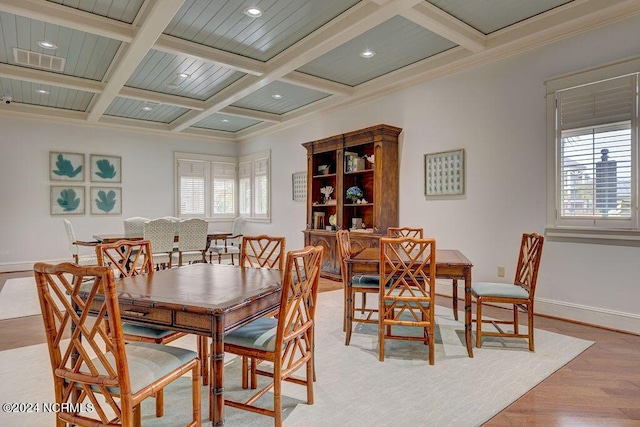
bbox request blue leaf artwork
[95,159,116,179]
[57,188,81,212]
[95,190,117,212]
[53,154,82,178]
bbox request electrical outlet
[497,266,505,278]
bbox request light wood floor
[2,271,639,425]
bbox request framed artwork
[90,186,122,215]
[51,186,85,215]
[292,171,307,201]
[424,149,465,198]
[90,154,121,183]
[50,152,84,181]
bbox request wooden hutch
[302,124,401,279]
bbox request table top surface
[113,263,282,314]
[347,247,473,266]
[93,231,231,243]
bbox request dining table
[344,247,474,357]
[84,262,282,425]
[93,231,232,250]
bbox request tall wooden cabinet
[302,124,401,279]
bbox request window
[546,58,639,240]
[238,151,270,220]
[175,153,237,219]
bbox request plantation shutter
[178,159,206,216]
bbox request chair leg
[133,404,142,427]
[192,359,201,425]
[155,390,163,417]
[528,304,535,351]
[241,356,249,389]
[513,304,519,335]
[218,254,222,264]
[475,299,483,348]
[452,279,458,321]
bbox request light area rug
[0,277,42,320]
[0,290,593,426]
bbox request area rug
[0,277,41,320]
[0,290,593,426]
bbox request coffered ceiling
[0,0,638,142]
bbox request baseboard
[439,279,640,336]
[0,259,67,273]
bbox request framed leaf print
[90,154,121,183]
[51,186,85,215]
[50,152,84,181]
[90,187,122,215]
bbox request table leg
[211,318,225,425]
[464,267,474,358]
[452,279,458,321]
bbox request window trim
[545,56,640,244]
[238,150,271,222]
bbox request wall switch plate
[497,266,505,277]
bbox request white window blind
[253,158,269,218]
[555,73,638,229]
[178,160,206,216]
[237,151,270,220]
[211,162,235,217]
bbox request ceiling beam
[219,106,282,123]
[0,63,104,93]
[87,0,186,122]
[279,71,354,96]
[401,2,486,52]
[118,87,205,110]
[169,0,423,132]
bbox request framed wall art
[424,149,465,198]
[90,186,122,215]
[50,152,84,181]
[292,171,307,201]
[51,186,85,215]
[90,154,121,183]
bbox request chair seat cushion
[352,275,379,288]
[209,245,241,254]
[225,317,277,353]
[96,342,197,394]
[122,323,181,340]
[472,282,530,299]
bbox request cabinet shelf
[344,169,373,176]
[313,173,337,179]
[344,203,374,207]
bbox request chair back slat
[387,227,424,239]
[34,262,134,425]
[514,232,545,295]
[96,240,154,277]
[336,230,352,285]
[241,235,286,270]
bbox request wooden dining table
[344,247,474,357]
[85,263,282,425]
[93,231,232,250]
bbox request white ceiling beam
[279,71,354,96]
[87,0,186,122]
[0,101,88,120]
[170,0,423,132]
[118,87,205,110]
[0,0,133,42]
[219,106,282,123]
[401,2,486,52]
[154,35,266,76]
[0,63,104,93]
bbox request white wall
[239,14,640,333]
[0,117,236,266]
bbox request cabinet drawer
[88,300,172,325]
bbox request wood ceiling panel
[47,0,144,24]
[105,97,189,123]
[230,80,330,115]
[193,112,261,132]
[0,76,93,110]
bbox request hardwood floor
[2,271,639,425]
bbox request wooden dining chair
[471,232,545,351]
[336,230,380,345]
[223,245,323,426]
[33,262,201,427]
[175,217,208,266]
[379,236,437,365]
[143,218,175,269]
[95,239,189,417]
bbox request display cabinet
[302,124,401,279]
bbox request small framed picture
[51,186,85,215]
[90,154,121,183]
[90,186,122,215]
[292,171,307,201]
[50,152,84,181]
[424,149,465,198]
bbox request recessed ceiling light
[177,72,191,78]
[221,119,230,123]
[37,40,58,50]
[142,103,157,111]
[244,7,262,17]
[142,106,154,111]
[359,49,376,59]
[165,82,180,89]
[272,94,283,99]
[36,89,50,95]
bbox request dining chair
[175,217,208,266]
[379,236,437,365]
[33,261,201,427]
[123,216,149,238]
[336,230,380,345]
[223,245,323,426]
[209,216,246,264]
[62,219,99,265]
[471,232,545,351]
[143,218,175,269]
[95,239,189,417]
[238,234,286,388]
